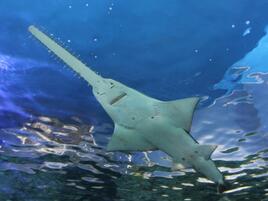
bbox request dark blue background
[1,0,268,100]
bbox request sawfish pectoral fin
[107,124,156,152]
[196,144,217,160]
[160,97,200,132]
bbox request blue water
[0,1,268,200]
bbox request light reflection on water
[0,53,267,201]
[0,115,122,200]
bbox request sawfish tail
[28,25,102,87]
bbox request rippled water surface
[1,1,268,201]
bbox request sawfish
[28,25,224,186]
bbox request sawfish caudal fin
[196,144,217,160]
[107,124,156,152]
[159,97,200,132]
[28,25,102,87]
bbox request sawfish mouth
[109,92,127,105]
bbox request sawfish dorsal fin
[196,144,217,160]
[107,124,156,152]
[160,97,200,132]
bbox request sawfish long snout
[28,25,103,88]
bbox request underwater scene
[0,0,268,200]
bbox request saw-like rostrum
[28,25,224,185]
